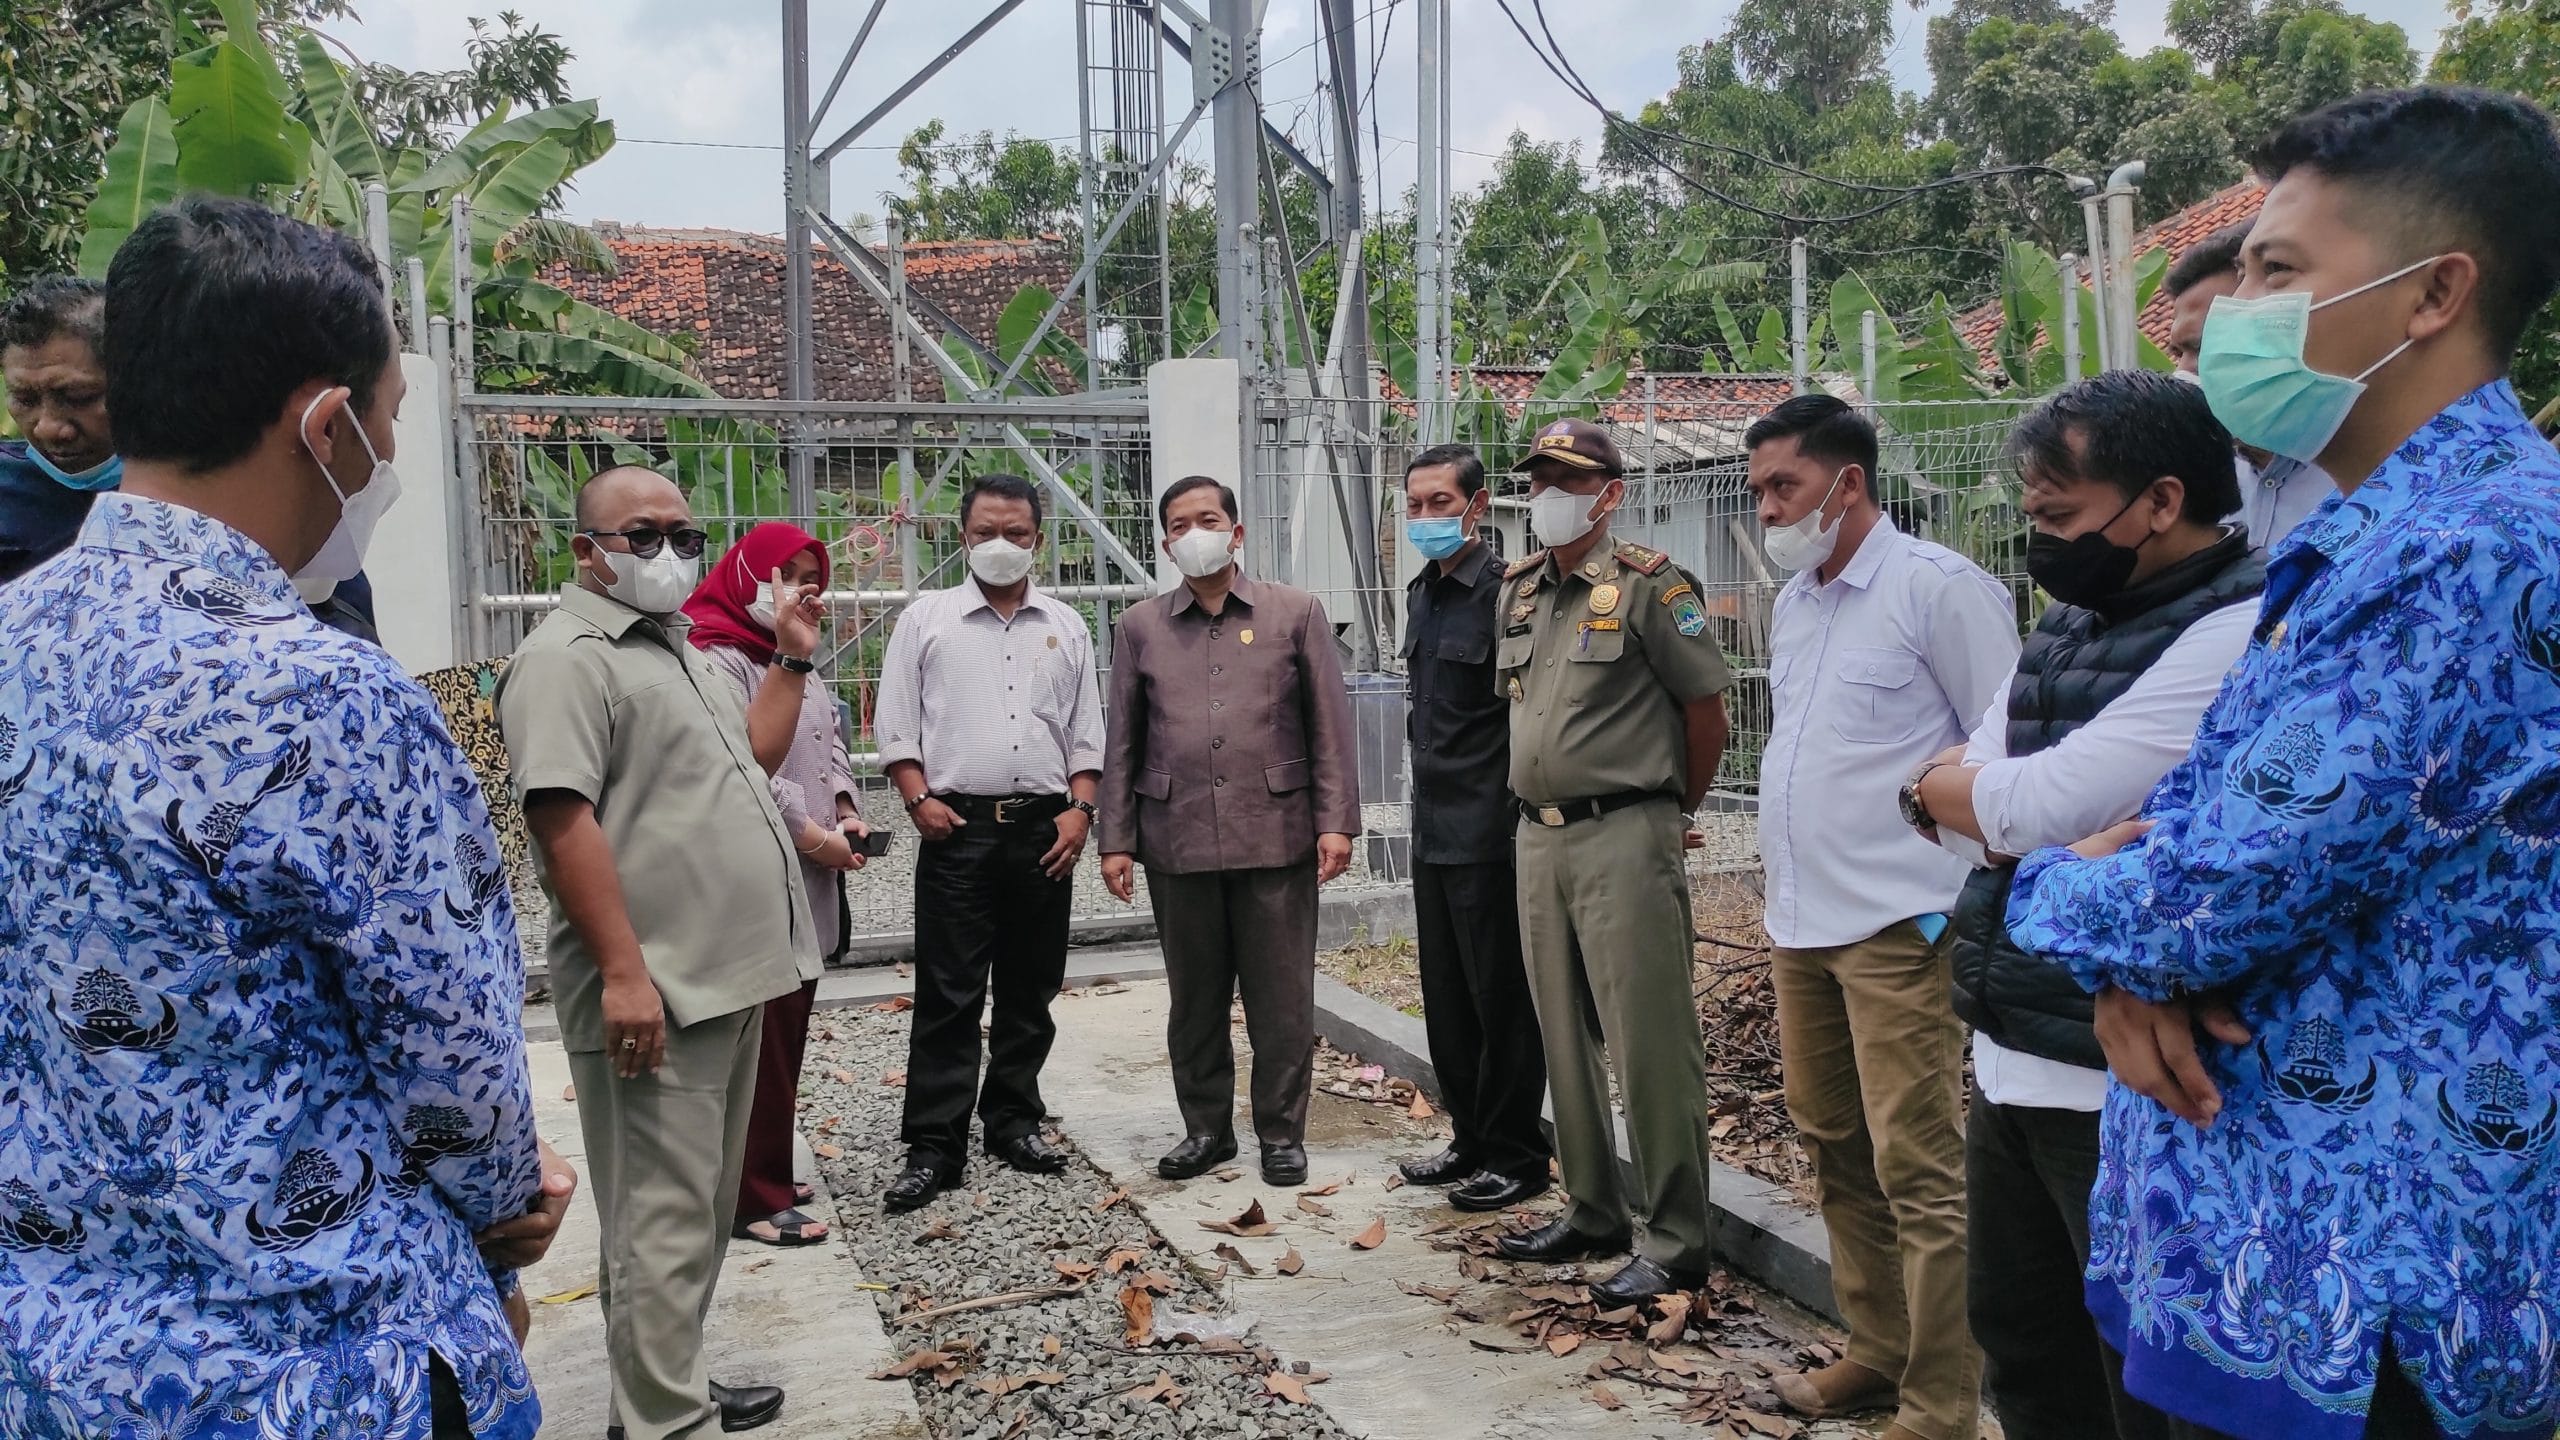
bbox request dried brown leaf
[1650,1349,1705,1377]
[1053,1260,1098,1283]
[1198,1198,1276,1237]
[1130,1269,1177,1295]
[1383,1172,1406,1191]
[1213,1242,1260,1276]
[1300,1175,1348,1197]
[881,1070,907,1087]
[1091,1189,1130,1214]
[1649,1292,1695,1345]
[829,1069,856,1084]
[1123,1372,1185,1408]
[560,1082,576,1102]
[914,1219,962,1243]
[870,995,915,1013]
[1102,1247,1147,1273]
[1118,1283,1154,1345]
[1275,1247,1305,1276]
[812,1142,845,1160]
[1295,1194,1333,1218]
[874,1349,953,1380]
[1349,1215,1387,1250]
[1408,1092,1435,1120]
[1041,1335,1062,1358]
[1587,1384,1625,1411]
[1547,1333,1583,1358]
[1262,1371,1315,1405]
[1396,1280,1459,1303]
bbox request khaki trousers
[1773,921,1980,1440]
[567,1003,763,1440]
[1515,799,1714,1271]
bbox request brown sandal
[732,1207,829,1247]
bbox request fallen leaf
[1119,1283,1155,1345]
[1301,1176,1348,1197]
[1408,1092,1435,1120]
[1469,1337,1536,1354]
[874,1349,954,1380]
[1384,1172,1407,1191]
[1263,1371,1315,1405]
[1734,1413,1793,1437]
[830,1069,856,1084]
[1349,1215,1387,1250]
[812,1142,845,1160]
[1547,1333,1584,1358]
[1649,1292,1695,1345]
[1092,1189,1130,1214]
[1102,1247,1147,1272]
[1275,1248,1305,1276]
[881,1070,906,1087]
[560,1082,576,1102]
[1199,1199,1277,1237]
[915,1219,962,1242]
[895,962,911,978]
[1396,1280,1459,1303]
[870,995,915,1013]
[973,1372,1067,1396]
[1649,1349,1704,1377]
[1128,1269,1178,1295]
[1296,1194,1333,1218]
[1214,1167,1243,1183]
[535,1283,596,1305]
[973,1192,989,1209]
[1123,1372,1185,1408]
[1213,1242,1260,1275]
[1042,1334,1061,1358]
[1587,1384,1625,1411]
[1594,1304,1642,1326]
[1053,1260,1098,1283]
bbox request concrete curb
[1309,973,1839,1323]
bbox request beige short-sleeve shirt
[495,585,816,1052]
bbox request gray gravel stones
[800,1008,1354,1440]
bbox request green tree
[1727,0,1896,111]
[344,10,572,155]
[2431,0,2560,419]
[2172,0,2417,152]
[884,120,1082,241]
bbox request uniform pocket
[1133,768,1174,800]
[1565,625,1625,664]
[1831,646,1924,744]
[1497,633,1535,672]
[1264,758,1312,793]
[1435,630,1490,663]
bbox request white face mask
[1762,467,1847,573]
[596,546,700,615]
[293,390,401,591]
[1167,526,1236,579]
[1527,485,1608,547]
[747,599,779,630]
[968,536,1037,587]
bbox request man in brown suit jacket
[1101,475,1361,1186]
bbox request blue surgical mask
[2196,255,2440,462]
[27,446,121,492]
[1405,516,1468,560]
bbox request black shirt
[1401,541,1513,864]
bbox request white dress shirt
[1948,598,2257,1109]
[1758,515,2019,949]
[2232,455,2336,554]
[873,577,1106,795]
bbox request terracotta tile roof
[541,225,1073,401]
[1958,179,2267,362]
[1377,366,1807,420]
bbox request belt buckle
[1536,805,1565,827]
[993,796,1029,824]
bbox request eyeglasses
[581,525,709,559]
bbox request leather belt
[1517,791,1672,828]
[934,792,1071,825]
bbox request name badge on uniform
[1046,634,1059,648]
[1239,629,1254,645]
[1579,617,1621,634]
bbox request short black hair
[1157,474,1239,530]
[103,196,392,471]
[2006,370,2242,524]
[1405,443,1485,498]
[2165,223,2249,298]
[1743,394,1879,487]
[1,275,105,355]
[961,473,1043,529]
[2255,86,2560,365]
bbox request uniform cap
[1512,417,1626,476]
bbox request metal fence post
[1789,236,1809,394]
[1860,309,1878,402]
[2059,252,2082,382]
[449,197,474,398]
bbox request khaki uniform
[1500,537,1731,1272]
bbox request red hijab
[682,522,829,666]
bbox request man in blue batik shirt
[0,198,572,1439]
[2008,89,2560,1440]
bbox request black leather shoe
[1156,1132,1237,1180]
[1590,1255,1706,1309]
[1397,1147,1476,1186]
[1449,1169,1551,1212]
[711,1381,786,1432]
[1494,1215,1630,1264]
[882,1160,959,1213]
[1259,1142,1308,1187]
[989,1131,1069,1174]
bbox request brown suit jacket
[1101,573,1361,873]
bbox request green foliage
[76,99,181,276]
[887,120,1082,241]
[2432,0,2560,416]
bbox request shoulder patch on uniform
[1670,590,1709,637]
[1658,582,1694,606]
[1505,549,1549,580]
[1612,539,1669,575]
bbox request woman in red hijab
[684,522,869,1245]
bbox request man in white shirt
[1904,371,2261,1440]
[875,475,1106,1211]
[1745,396,2018,1440]
[2165,220,2338,553]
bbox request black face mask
[2026,488,2155,608]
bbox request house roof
[1958,179,2267,359]
[542,225,1073,401]
[1379,367,1860,472]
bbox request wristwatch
[774,652,816,674]
[1899,762,1948,830]
[901,790,929,813]
[1069,798,1099,819]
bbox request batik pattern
[2010,383,2560,1440]
[0,495,542,1439]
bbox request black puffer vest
[1949,533,2265,1069]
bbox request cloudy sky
[337,0,2453,237]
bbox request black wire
[1494,0,2075,228]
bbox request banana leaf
[473,329,716,398]
[170,40,308,195]
[78,97,179,277]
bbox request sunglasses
[581,525,709,559]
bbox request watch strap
[774,653,816,674]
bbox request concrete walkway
[1039,981,1870,1440]
[513,1041,928,1440]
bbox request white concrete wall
[373,349,461,674]
[1144,358,1241,593]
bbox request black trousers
[900,815,1074,1166]
[2121,1340,2446,1440]
[1413,858,1551,1180]
[430,1354,473,1440]
[1967,1087,2171,1440]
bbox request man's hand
[910,795,966,843]
[2071,817,2154,860]
[1041,806,1091,880]
[2093,987,2252,1128]
[477,1136,578,1271]
[1315,832,1353,885]
[768,567,824,661]
[601,975,666,1079]
[1101,852,1136,903]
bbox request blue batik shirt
[0,495,543,1439]
[2009,381,2560,1440]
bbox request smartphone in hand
[854,826,894,859]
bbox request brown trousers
[1773,920,1981,1440]
[1147,864,1319,1145]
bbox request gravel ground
[799,1007,1360,1440]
